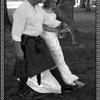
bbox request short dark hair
[43,0,51,8]
[43,0,60,8]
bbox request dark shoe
[74,80,85,88]
[15,92,25,100]
[24,84,48,99]
[61,81,85,93]
[61,84,77,93]
[15,84,47,99]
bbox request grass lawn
[4,7,96,100]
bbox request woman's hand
[63,23,72,29]
[58,28,69,34]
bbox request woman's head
[43,0,60,9]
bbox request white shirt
[12,0,45,41]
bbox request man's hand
[13,40,24,60]
[16,49,24,60]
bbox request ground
[4,7,96,100]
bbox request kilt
[14,34,55,78]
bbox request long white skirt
[41,32,79,85]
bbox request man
[12,0,84,98]
[12,0,58,97]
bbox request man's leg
[50,68,74,92]
[50,68,85,92]
[17,41,29,96]
[17,59,28,96]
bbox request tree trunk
[86,0,91,11]
[55,0,75,28]
[80,0,86,8]
[4,0,12,28]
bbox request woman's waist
[41,31,57,38]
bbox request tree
[80,0,91,11]
[86,0,91,11]
[80,0,86,8]
[55,0,84,46]
[55,0,75,28]
[4,0,12,28]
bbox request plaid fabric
[14,35,55,78]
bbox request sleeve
[12,8,25,41]
[43,10,50,25]
[52,13,61,27]
[53,19,61,28]
[43,11,61,28]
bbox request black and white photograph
[0,0,100,100]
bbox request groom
[12,0,84,98]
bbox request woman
[41,0,85,87]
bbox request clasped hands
[57,23,72,37]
